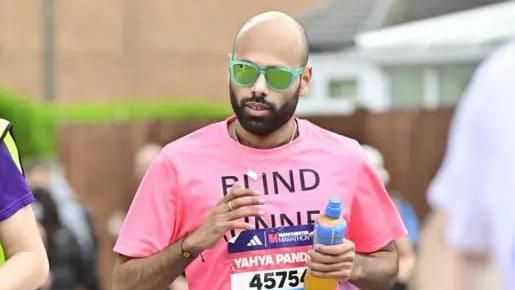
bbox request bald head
[233,11,309,67]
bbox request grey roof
[300,0,510,52]
[387,0,509,25]
[300,0,383,52]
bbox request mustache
[240,96,275,109]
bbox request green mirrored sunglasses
[229,56,305,91]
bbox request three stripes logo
[246,235,264,247]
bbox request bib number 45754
[249,269,307,290]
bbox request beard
[230,83,300,136]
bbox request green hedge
[0,90,56,159]
[53,101,231,123]
[0,90,231,158]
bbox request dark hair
[32,187,62,241]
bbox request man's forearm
[112,238,192,290]
[349,243,399,290]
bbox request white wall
[297,51,389,116]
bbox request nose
[251,73,269,97]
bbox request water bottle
[304,197,347,290]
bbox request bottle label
[314,222,346,246]
[228,224,313,290]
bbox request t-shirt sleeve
[427,66,485,212]
[0,143,34,221]
[427,64,491,252]
[113,152,179,258]
[347,159,407,253]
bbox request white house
[298,0,515,115]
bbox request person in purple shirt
[0,119,49,289]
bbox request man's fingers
[306,260,352,273]
[224,220,255,231]
[226,207,264,220]
[308,249,354,264]
[228,185,259,199]
[307,269,349,280]
[229,196,265,210]
[218,184,259,205]
[217,196,265,214]
[314,242,355,256]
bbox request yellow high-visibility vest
[0,118,24,264]
[0,119,22,172]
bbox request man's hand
[306,239,357,282]
[182,184,265,255]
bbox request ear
[226,53,232,83]
[299,65,312,98]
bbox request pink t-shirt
[114,118,406,290]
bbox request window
[386,67,424,109]
[437,64,476,106]
[328,79,358,102]
[385,63,477,109]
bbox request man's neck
[230,118,297,149]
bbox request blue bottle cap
[325,197,342,218]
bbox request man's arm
[112,184,264,290]
[307,240,398,290]
[394,236,416,283]
[0,205,50,290]
[112,237,191,290]
[350,242,399,290]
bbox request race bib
[228,224,313,290]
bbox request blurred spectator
[33,187,100,290]
[107,143,164,238]
[420,40,515,290]
[134,143,163,180]
[108,143,189,290]
[26,160,101,290]
[362,145,418,290]
[25,160,99,258]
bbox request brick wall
[0,0,324,103]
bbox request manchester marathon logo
[229,225,314,254]
[267,230,310,245]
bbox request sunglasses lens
[232,63,260,86]
[266,68,294,90]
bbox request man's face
[228,17,312,136]
[229,77,300,136]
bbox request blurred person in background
[134,143,163,180]
[419,39,515,290]
[32,187,100,290]
[107,143,189,290]
[25,160,99,259]
[106,143,164,239]
[0,119,49,289]
[362,145,418,290]
[25,159,101,289]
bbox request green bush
[0,90,231,158]
[53,101,231,123]
[0,90,56,159]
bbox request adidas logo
[246,235,263,247]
